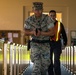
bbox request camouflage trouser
[30,42,51,75]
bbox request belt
[32,39,50,43]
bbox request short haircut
[49,10,56,14]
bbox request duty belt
[32,39,50,43]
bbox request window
[29,12,62,22]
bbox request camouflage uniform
[24,14,54,75]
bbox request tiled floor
[23,63,72,75]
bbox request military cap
[32,2,43,10]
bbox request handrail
[61,45,76,75]
[0,40,30,75]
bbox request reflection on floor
[23,62,72,75]
[23,62,33,75]
[61,65,72,75]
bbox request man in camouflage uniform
[24,2,54,75]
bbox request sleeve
[61,23,67,46]
[47,17,54,29]
[24,18,31,30]
[48,22,54,29]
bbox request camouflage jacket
[24,14,54,40]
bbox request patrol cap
[32,2,43,10]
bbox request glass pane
[29,12,62,22]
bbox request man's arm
[24,28,41,37]
[24,18,35,36]
[24,26,54,37]
[41,27,55,36]
[24,29,34,36]
[61,23,67,46]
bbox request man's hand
[34,29,41,37]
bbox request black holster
[27,40,31,50]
